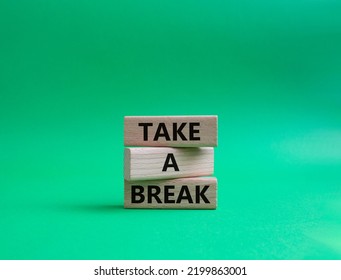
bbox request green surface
[1,0,341,260]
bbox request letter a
[162,153,179,172]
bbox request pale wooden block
[124,147,214,181]
[124,115,217,147]
[124,177,217,209]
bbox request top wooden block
[124,115,217,147]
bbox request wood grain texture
[125,177,217,209]
[124,115,217,147]
[124,147,214,181]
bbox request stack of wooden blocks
[124,116,218,209]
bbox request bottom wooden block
[124,177,217,209]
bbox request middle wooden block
[124,147,214,181]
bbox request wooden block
[124,115,217,147]
[124,147,214,181]
[124,177,217,209]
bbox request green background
[1,0,341,260]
